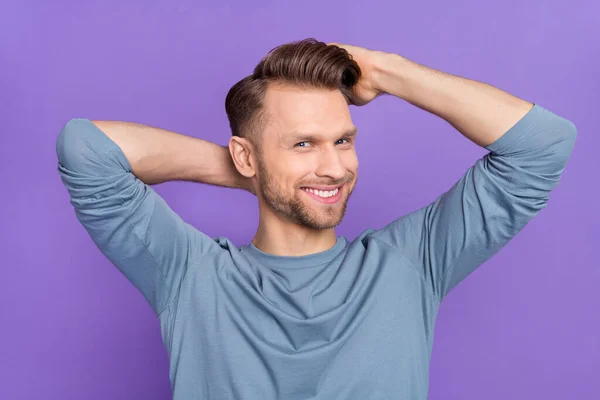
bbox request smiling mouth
[300,184,344,204]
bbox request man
[56,38,576,399]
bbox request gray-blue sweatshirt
[56,104,576,399]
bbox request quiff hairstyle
[225,38,361,148]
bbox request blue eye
[295,138,351,148]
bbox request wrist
[238,174,256,194]
[372,52,412,99]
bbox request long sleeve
[56,119,220,315]
[373,104,577,302]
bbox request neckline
[242,237,347,269]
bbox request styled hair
[225,38,361,146]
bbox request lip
[301,184,344,204]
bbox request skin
[229,44,532,257]
[92,42,532,258]
[229,83,359,256]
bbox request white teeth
[303,187,339,198]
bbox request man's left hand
[328,42,387,106]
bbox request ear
[229,136,256,178]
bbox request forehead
[262,84,355,141]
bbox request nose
[314,146,346,181]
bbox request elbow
[563,118,578,145]
[56,119,77,167]
[537,117,578,185]
[56,118,90,171]
[553,118,578,167]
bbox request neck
[252,212,337,257]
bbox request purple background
[1,1,597,399]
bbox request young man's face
[255,83,359,230]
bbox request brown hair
[225,38,361,146]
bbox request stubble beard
[256,158,355,230]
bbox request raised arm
[56,119,249,314]
[332,43,577,301]
[378,105,576,301]
[88,120,252,187]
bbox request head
[226,38,361,230]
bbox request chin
[308,212,345,230]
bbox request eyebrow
[288,127,358,142]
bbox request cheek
[343,152,359,172]
[284,159,314,184]
[263,167,303,195]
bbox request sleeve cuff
[61,118,133,173]
[484,103,547,154]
